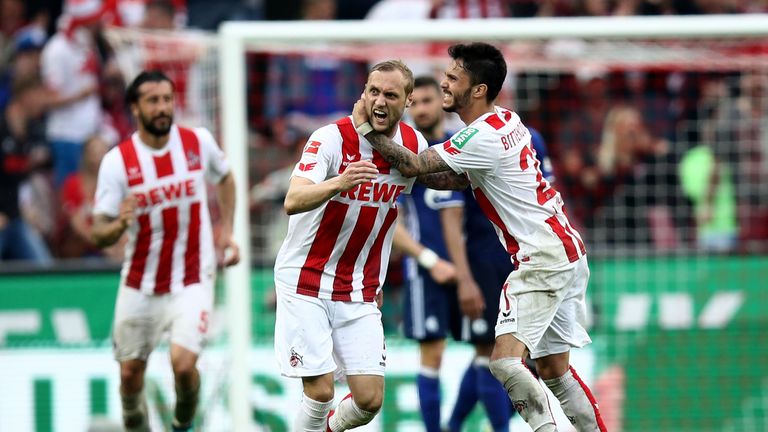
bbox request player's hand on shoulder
[336,160,378,192]
[118,195,137,229]
[430,258,457,285]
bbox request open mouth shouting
[372,108,388,127]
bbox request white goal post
[218,14,768,430]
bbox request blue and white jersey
[462,127,554,263]
[399,133,464,259]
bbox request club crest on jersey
[186,150,201,170]
[289,348,304,367]
[451,127,479,149]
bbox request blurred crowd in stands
[1,0,767,265]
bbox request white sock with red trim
[327,394,378,431]
[489,357,557,432]
[543,366,607,432]
[294,393,334,432]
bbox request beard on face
[443,86,471,113]
[140,111,173,136]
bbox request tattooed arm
[361,131,469,189]
[417,170,469,191]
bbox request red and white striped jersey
[274,117,428,303]
[433,106,586,270]
[94,125,230,295]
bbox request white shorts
[495,256,592,359]
[112,280,213,362]
[274,288,386,380]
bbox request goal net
[98,16,768,431]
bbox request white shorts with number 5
[496,255,591,359]
[112,280,213,361]
[274,287,386,380]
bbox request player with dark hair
[353,43,606,432]
[92,70,239,432]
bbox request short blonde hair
[369,60,414,95]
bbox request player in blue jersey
[395,76,511,432]
[440,125,553,431]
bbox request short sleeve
[432,126,496,174]
[93,149,127,217]
[290,126,339,184]
[195,127,231,184]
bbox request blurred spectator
[101,59,132,142]
[0,75,52,263]
[0,26,46,112]
[102,0,187,29]
[710,72,768,247]
[679,144,737,252]
[56,135,124,260]
[41,0,104,187]
[264,0,367,146]
[0,0,27,70]
[590,105,682,249]
[141,0,177,29]
[427,0,510,18]
[555,68,611,228]
[186,0,261,29]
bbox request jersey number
[519,145,556,205]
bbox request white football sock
[328,395,378,431]
[489,357,557,432]
[120,390,149,432]
[544,367,607,432]
[294,393,334,432]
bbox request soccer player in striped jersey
[273,60,469,432]
[354,43,606,432]
[91,71,239,432]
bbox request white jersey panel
[433,107,586,269]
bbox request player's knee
[353,388,383,414]
[120,361,146,391]
[304,383,335,403]
[172,360,198,384]
[489,357,525,389]
[534,353,569,380]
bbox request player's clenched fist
[336,160,378,191]
[118,195,137,229]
